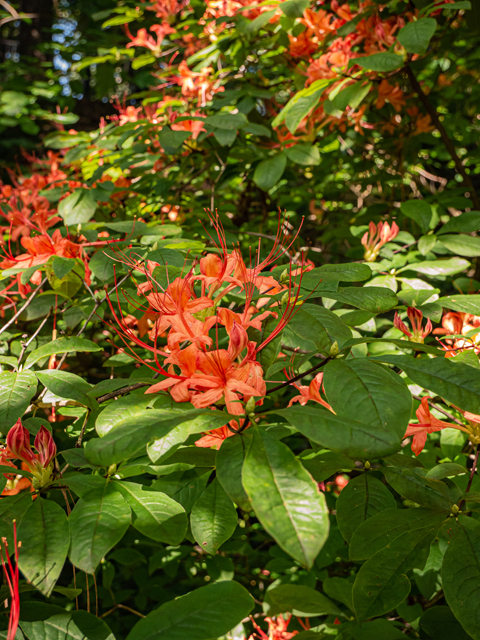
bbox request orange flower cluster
[248,614,299,640]
[433,311,480,357]
[107,213,309,448]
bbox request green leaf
[353,52,404,72]
[205,112,248,130]
[322,286,398,313]
[151,469,211,513]
[21,611,114,640]
[353,524,439,622]
[58,188,97,225]
[349,507,446,561]
[279,0,309,19]
[316,262,372,282]
[113,481,187,545]
[439,234,480,257]
[126,581,254,640]
[285,144,321,166]
[299,450,356,483]
[400,258,470,276]
[419,606,471,640]
[244,8,277,33]
[89,248,119,282]
[36,370,96,410]
[265,584,342,617]
[45,258,86,298]
[331,81,372,111]
[418,234,437,255]
[397,18,437,53]
[347,619,406,640]
[384,468,453,511]
[274,405,401,459]
[443,525,480,639]
[0,370,37,433]
[190,478,238,554]
[18,498,69,597]
[437,294,480,314]
[96,393,152,437]
[286,305,352,354]
[323,359,412,439]
[85,409,220,467]
[253,153,287,191]
[158,127,191,154]
[25,337,102,368]
[323,577,354,612]
[336,474,396,543]
[438,211,480,234]
[426,462,467,480]
[132,54,156,69]
[216,435,251,510]
[401,200,433,234]
[272,79,331,134]
[424,1,471,15]
[51,256,76,279]
[68,484,131,573]
[0,493,34,552]
[242,427,329,568]
[370,354,480,414]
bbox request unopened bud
[364,461,371,470]
[329,341,339,357]
[245,397,256,417]
[279,268,289,284]
[451,504,460,516]
[107,464,117,477]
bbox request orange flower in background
[249,614,299,640]
[288,372,333,411]
[361,220,399,262]
[433,311,480,357]
[376,80,406,112]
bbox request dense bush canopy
[1,0,480,639]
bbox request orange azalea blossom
[6,420,57,488]
[169,61,225,106]
[106,214,309,446]
[394,307,432,343]
[376,80,406,112]
[248,614,299,640]
[361,220,399,262]
[125,23,175,55]
[288,372,333,411]
[405,397,480,455]
[433,311,480,357]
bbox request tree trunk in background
[18,0,54,62]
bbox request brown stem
[0,277,47,338]
[406,65,480,209]
[267,356,332,395]
[97,382,151,404]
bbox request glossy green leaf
[397,18,437,53]
[265,584,342,618]
[370,354,480,414]
[384,468,453,511]
[96,392,152,436]
[58,188,97,225]
[285,144,321,166]
[298,450,356,483]
[323,358,412,439]
[272,79,331,133]
[68,485,131,573]
[0,370,37,433]
[317,262,372,282]
[438,211,480,235]
[242,427,329,568]
[151,469,211,513]
[36,370,96,410]
[253,153,287,191]
[437,294,480,315]
[443,525,480,639]
[18,498,69,597]
[353,525,439,622]
[354,52,403,71]
[113,481,187,545]
[25,337,102,368]
[439,234,480,257]
[426,462,467,480]
[279,0,309,19]
[419,606,471,640]
[336,474,396,543]
[20,611,114,640]
[401,200,433,234]
[126,581,254,640]
[321,286,398,313]
[216,434,251,510]
[400,258,470,276]
[323,577,353,612]
[85,409,216,467]
[275,405,401,459]
[349,507,446,561]
[190,478,238,554]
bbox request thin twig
[15,311,52,371]
[406,65,480,209]
[100,604,146,619]
[267,356,332,395]
[0,278,47,338]
[97,382,150,404]
[75,410,90,448]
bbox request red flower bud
[6,420,36,469]
[34,426,56,468]
[227,322,249,360]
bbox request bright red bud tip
[34,426,56,468]
[6,420,36,468]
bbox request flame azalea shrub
[2,0,480,639]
